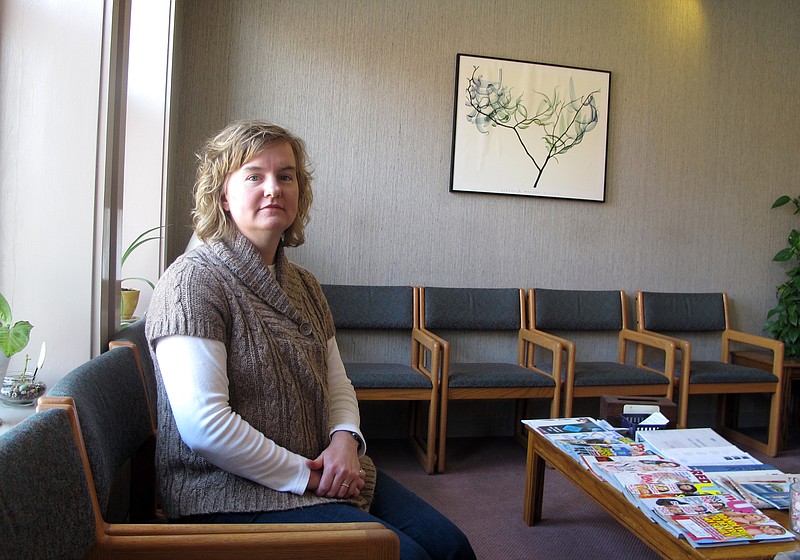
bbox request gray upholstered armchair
[32,339,399,558]
[528,288,676,418]
[635,291,784,457]
[322,284,441,474]
[418,286,560,473]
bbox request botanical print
[450,54,610,201]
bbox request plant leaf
[774,248,793,261]
[772,195,791,208]
[121,225,166,267]
[0,292,11,324]
[0,320,33,358]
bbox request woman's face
[222,141,299,251]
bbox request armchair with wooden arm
[635,291,784,457]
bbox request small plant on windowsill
[121,225,166,322]
[0,291,46,405]
[0,291,33,371]
[765,195,800,357]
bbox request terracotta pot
[121,288,141,320]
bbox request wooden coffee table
[522,425,798,560]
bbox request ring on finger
[341,482,350,488]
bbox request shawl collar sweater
[146,233,374,517]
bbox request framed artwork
[449,53,611,202]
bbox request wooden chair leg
[407,400,437,475]
[678,387,689,429]
[767,389,782,457]
[514,399,528,447]
[436,396,449,474]
[563,393,573,418]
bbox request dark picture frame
[449,53,611,202]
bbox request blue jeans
[179,470,476,560]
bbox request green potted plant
[0,291,33,374]
[0,291,46,405]
[121,225,165,321]
[765,194,800,356]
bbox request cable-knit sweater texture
[146,233,375,517]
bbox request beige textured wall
[166,0,800,361]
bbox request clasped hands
[305,430,365,498]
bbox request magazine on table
[545,430,636,448]
[581,455,682,486]
[713,473,800,510]
[548,432,648,461]
[563,441,650,458]
[522,417,615,436]
[650,447,766,472]
[634,428,770,473]
[636,427,776,470]
[522,418,647,464]
[620,468,723,500]
[635,427,731,451]
[643,493,794,547]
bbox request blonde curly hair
[191,120,313,247]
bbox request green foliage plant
[0,291,33,359]
[765,195,800,356]
[121,225,165,290]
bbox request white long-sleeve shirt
[155,334,364,495]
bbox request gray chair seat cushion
[448,363,556,388]
[687,361,779,384]
[572,362,670,386]
[345,362,432,389]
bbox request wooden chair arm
[638,329,689,351]
[519,328,571,354]
[105,521,388,536]
[96,522,399,559]
[722,329,785,378]
[619,328,675,353]
[723,329,782,351]
[619,328,676,381]
[411,327,443,386]
[518,328,567,387]
[412,327,444,353]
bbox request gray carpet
[369,433,800,560]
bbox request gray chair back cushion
[322,285,414,329]
[0,408,96,559]
[640,292,726,332]
[47,346,153,518]
[110,318,157,419]
[534,289,622,331]
[423,287,520,330]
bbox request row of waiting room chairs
[323,287,786,474]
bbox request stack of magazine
[522,417,797,548]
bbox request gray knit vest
[146,233,375,518]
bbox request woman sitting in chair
[146,120,475,560]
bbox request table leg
[523,430,545,526]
